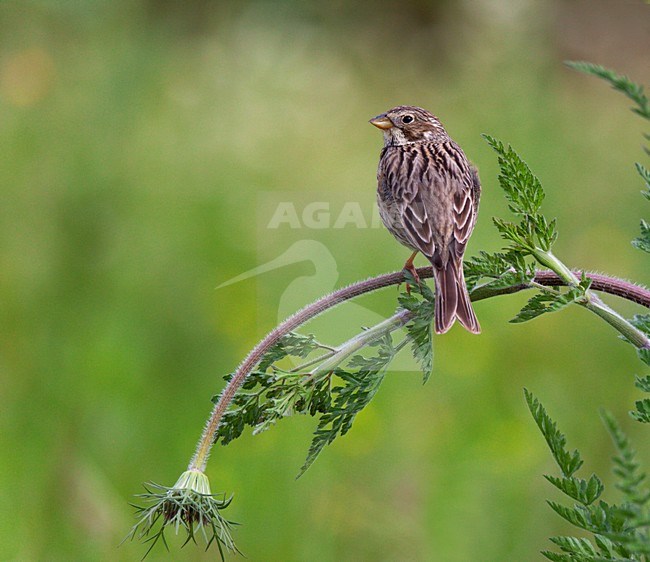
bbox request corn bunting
[370,105,481,334]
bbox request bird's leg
[402,251,420,294]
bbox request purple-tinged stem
[188,268,650,472]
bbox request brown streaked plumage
[370,105,481,334]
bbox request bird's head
[369,105,448,146]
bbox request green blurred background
[1,1,648,560]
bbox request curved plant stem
[306,309,413,381]
[470,271,650,307]
[188,268,650,472]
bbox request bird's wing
[446,147,480,259]
[400,187,436,257]
[378,147,436,257]
[380,143,480,262]
[452,188,475,245]
[405,146,479,262]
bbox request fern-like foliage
[565,62,650,123]
[463,137,542,293]
[464,249,534,292]
[632,375,650,424]
[214,333,330,445]
[214,279,436,474]
[630,315,650,369]
[601,410,650,508]
[525,63,650,560]
[297,335,395,476]
[468,135,599,326]
[398,271,435,383]
[569,63,650,421]
[567,61,650,258]
[131,56,650,560]
[628,315,650,423]
[525,389,583,478]
[482,134,558,253]
[637,163,650,202]
[511,276,592,324]
[634,220,650,254]
[526,390,650,561]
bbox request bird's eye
[402,115,414,124]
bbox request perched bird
[370,105,481,334]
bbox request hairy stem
[188,270,409,472]
[188,268,650,472]
[585,294,650,349]
[531,249,649,349]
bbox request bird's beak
[369,114,393,130]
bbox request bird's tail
[432,258,481,335]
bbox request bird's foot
[403,261,422,295]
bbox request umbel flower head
[126,469,240,560]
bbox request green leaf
[629,315,650,337]
[547,502,591,531]
[398,280,434,383]
[632,220,650,254]
[511,285,587,324]
[297,369,386,477]
[540,553,571,562]
[213,332,333,446]
[483,134,558,255]
[535,216,559,252]
[213,371,275,445]
[405,317,433,384]
[547,501,628,535]
[297,334,395,477]
[566,62,649,266]
[636,163,650,201]
[549,536,598,557]
[257,332,323,371]
[566,61,650,121]
[601,410,650,506]
[482,134,546,216]
[634,375,650,393]
[532,387,650,560]
[544,475,604,506]
[464,250,534,291]
[525,389,583,477]
[630,399,650,424]
[593,534,617,559]
[492,217,533,250]
[540,552,574,562]
[629,314,650,366]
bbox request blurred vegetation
[0,1,648,560]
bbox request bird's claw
[402,262,422,295]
